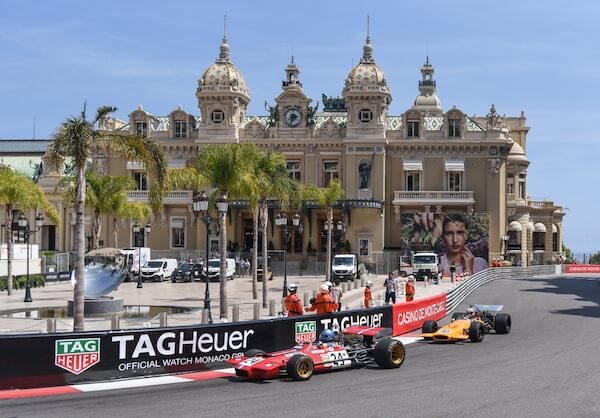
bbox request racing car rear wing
[472,304,503,312]
[343,326,392,345]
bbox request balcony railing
[127,190,193,204]
[392,190,475,206]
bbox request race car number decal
[324,350,350,369]
[240,357,264,367]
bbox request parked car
[171,262,205,283]
[140,258,178,282]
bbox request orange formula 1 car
[420,304,512,343]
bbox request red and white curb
[0,337,422,400]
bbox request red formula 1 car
[230,326,406,381]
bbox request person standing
[450,261,456,282]
[405,275,415,302]
[284,283,303,317]
[364,280,373,308]
[306,284,338,314]
[383,272,398,304]
[330,281,343,312]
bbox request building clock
[284,108,302,127]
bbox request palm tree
[45,103,167,332]
[251,149,298,307]
[303,178,345,281]
[64,172,151,249]
[198,143,257,319]
[0,165,60,295]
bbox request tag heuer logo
[295,321,316,343]
[55,338,100,375]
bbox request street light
[276,212,302,299]
[193,191,229,324]
[132,221,152,289]
[17,213,44,303]
[502,234,510,262]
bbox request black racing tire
[373,338,406,369]
[287,354,314,381]
[451,312,463,322]
[494,313,512,334]
[422,320,439,334]
[469,320,485,342]
[244,349,266,358]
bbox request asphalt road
[4,275,600,418]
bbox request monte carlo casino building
[14,34,565,269]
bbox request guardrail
[445,265,560,313]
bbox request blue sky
[0,0,598,255]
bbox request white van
[331,253,359,282]
[207,258,236,281]
[140,258,178,282]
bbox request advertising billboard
[399,212,489,275]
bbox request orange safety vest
[285,293,303,316]
[364,287,372,308]
[307,292,338,314]
[405,281,415,301]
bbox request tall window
[135,121,148,137]
[171,218,185,248]
[518,173,526,199]
[133,171,147,190]
[448,119,460,137]
[405,171,421,191]
[507,177,514,194]
[407,120,419,138]
[133,230,145,247]
[174,120,187,138]
[447,172,462,191]
[286,160,301,181]
[323,161,339,186]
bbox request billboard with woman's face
[399,212,489,275]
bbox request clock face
[284,108,302,127]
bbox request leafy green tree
[45,104,167,331]
[0,166,60,294]
[250,148,298,307]
[168,143,256,319]
[589,251,600,264]
[302,178,345,281]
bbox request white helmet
[320,283,330,292]
[288,283,298,292]
[408,275,415,281]
[466,307,476,318]
[366,280,373,287]
[324,281,333,287]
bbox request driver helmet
[319,329,335,343]
[287,283,298,292]
[366,280,373,287]
[319,283,330,292]
[466,307,476,318]
[408,275,415,281]
[324,281,333,288]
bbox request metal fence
[445,265,561,313]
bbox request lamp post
[132,221,151,289]
[502,235,510,262]
[17,213,44,303]
[193,191,229,324]
[276,212,302,299]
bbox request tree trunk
[112,216,119,249]
[5,206,13,295]
[252,209,258,300]
[219,211,228,319]
[326,207,333,281]
[73,166,87,332]
[93,209,101,249]
[260,203,269,308]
